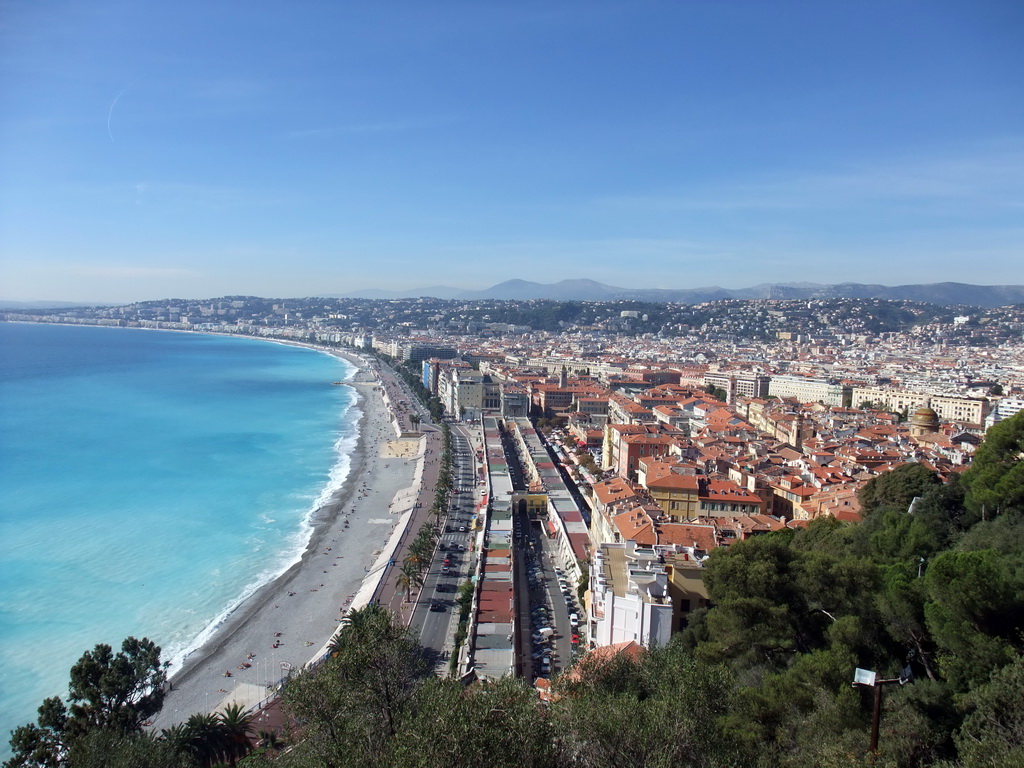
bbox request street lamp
[853,665,914,754]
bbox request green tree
[332,604,394,652]
[64,637,167,737]
[956,510,1024,555]
[386,677,555,768]
[61,729,196,768]
[281,607,431,765]
[577,451,598,474]
[6,637,167,767]
[698,596,798,667]
[876,567,939,681]
[954,654,1024,766]
[858,463,941,516]
[5,697,67,768]
[705,385,728,402]
[962,410,1024,517]
[553,640,740,768]
[923,549,1023,690]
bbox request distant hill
[340,285,468,300]
[0,299,110,309]
[338,280,1024,307]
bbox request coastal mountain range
[6,280,1024,310]
[339,279,1024,308]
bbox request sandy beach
[153,349,422,729]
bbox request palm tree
[159,722,189,753]
[339,603,394,644]
[395,569,413,603]
[256,728,283,751]
[397,560,423,603]
[218,702,255,765]
[414,525,438,552]
[412,528,435,554]
[181,711,227,767]
[403,550,424,576]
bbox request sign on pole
[854,668,877,686]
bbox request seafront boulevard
[153,350,440,731]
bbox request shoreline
[153,344,420,728]
[0,321,419,730]
[159,351,363,683]
[161,354,363,679]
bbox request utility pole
[853,665,914,755]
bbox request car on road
[429,600,445,612]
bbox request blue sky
[1,1,1022,303]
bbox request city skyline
[2,1,1023,304]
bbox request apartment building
[768,374,851,407]
[851,386,987,424]
[703,371,770,403]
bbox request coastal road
[408,426,478,662]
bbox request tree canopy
[857,462,941,515]
[5,637,167,768]
[962,410,1024,517]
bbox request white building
[852,386,988,425]
[985,397,1024,430]
[589,541,674,649]
[768,375,850,406]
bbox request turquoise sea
[0,323,357,749]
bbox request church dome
[910,406,940,431]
